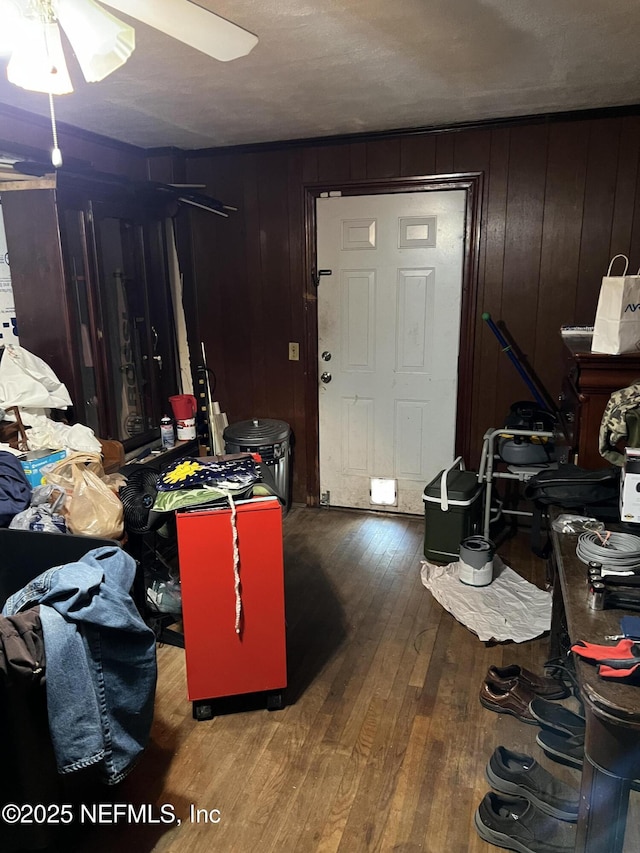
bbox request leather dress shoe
[475,791,576,853]
[486,746,579,821]
[480,679,538,724]
[487,664,569,700]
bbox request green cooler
[423,457,484,561]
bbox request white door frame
[302,173,484,507]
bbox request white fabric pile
[420,556,552,643]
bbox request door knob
[321,351,332,361]
[320,372,332,384]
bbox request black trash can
[223,418,292,507]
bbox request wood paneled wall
[0,103,148,179]
[4,103,640,505]
[183,112,640,505]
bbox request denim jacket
[3,547,157,785]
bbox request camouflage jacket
[598,382,640,465]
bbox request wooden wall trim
[455,173,484,467]
[302,173,483,506]
[186,104,640,160]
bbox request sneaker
[475,791,576,852]
[536,730,640,792]
[529,698,586,738]
[536,731,584,770]
[147,579,182,615]
[486,746,579,821]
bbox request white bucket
[459,535,494,586]
[176,417,196,441]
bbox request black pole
[482,312,549,410]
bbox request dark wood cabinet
[559,334,640,468]
[550,519,640,852]
[1,173,179,450]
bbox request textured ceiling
[0,0,638,151]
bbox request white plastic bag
[0,345,72,409]
[592,255,640,354]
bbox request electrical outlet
[288,342,300,361]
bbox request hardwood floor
[76,507,639,853]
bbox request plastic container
[423,457,484,562]
[459,535,494,586]
[224,418,291,506]
[160,416,175,449]
[169,395,197,420]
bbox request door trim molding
[303,173,484,507]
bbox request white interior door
[317,190,466,514]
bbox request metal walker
[477,426,558,539]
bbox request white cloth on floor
[420,556,552,643]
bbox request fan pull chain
[39,1,63,168]
[48,92,63,168]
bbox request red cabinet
[176,497,287,717]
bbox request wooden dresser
[559,334,640,468]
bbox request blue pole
[482,312,549,410]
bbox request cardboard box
[620,447,640,523]
[20,449,67,488]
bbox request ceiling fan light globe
[7,19,73,94]
[54,0,135,83]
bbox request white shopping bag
[592,254,640,354]
[0,344,72,408]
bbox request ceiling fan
[0,0,259,95]
[102,0,259,63]
[0,0,258,167]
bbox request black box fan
[119,467,164,534]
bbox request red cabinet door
[176,498,287,701]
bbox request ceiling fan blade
[100,0,258,62]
